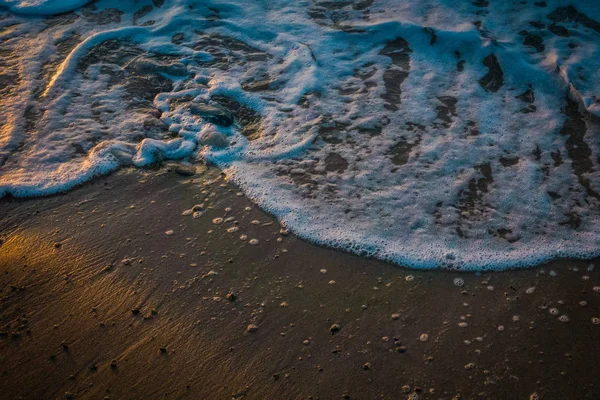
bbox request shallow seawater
[0,0,599,270]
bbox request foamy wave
[0,0,599,270]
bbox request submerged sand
[0,166,599,400]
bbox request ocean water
[0,0,599,270]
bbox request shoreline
[1,165,599,399]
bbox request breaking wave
[0,0,599,270]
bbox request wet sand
[1,166,599,400]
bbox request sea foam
[0,0,599,270]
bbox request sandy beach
[1,166,599,400]
[2,1,600,398]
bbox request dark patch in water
[464,120,479,136]
[551,150,563,167]
[324,153,349,172]
[499,156,519,167]
[524,34,545,52]
[488,228,520,243]
[529,21,545,29]
[193,32,270,70]
[76,40,181,107]
[81,6,123,25]
[379,37,412,111]
[242,78,273,92]
[520,105,537,114]
[352,0,373,10]
[478,54,503,92]
[44,13,79,29]
[548,23,569,37]
[211,95,262,141]
[560,211,581,229]
[548,6,600,33]
[516,86,535,103]
[172,33,184,45]
[318,119,351,144]
[308,0,372,31]
[297,92,320,109]
[133,5,154,26]
[388,136,421,166]
[434,96,457,128]
[456,163,493,229]
[560,98,598,199]
[423,27,437,45]
[532,145,542,161]
[189,104,234,127]
[547,191,561,200]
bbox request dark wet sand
[0,166,599,400]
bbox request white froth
[0,0,599,270]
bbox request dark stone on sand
[226,293,236,301]
[329,324,341,334]
[168,164,196,176]
[110,360,118,369]
[159,347,167,353]
[478,54,504,92]
[131,308,140,315]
